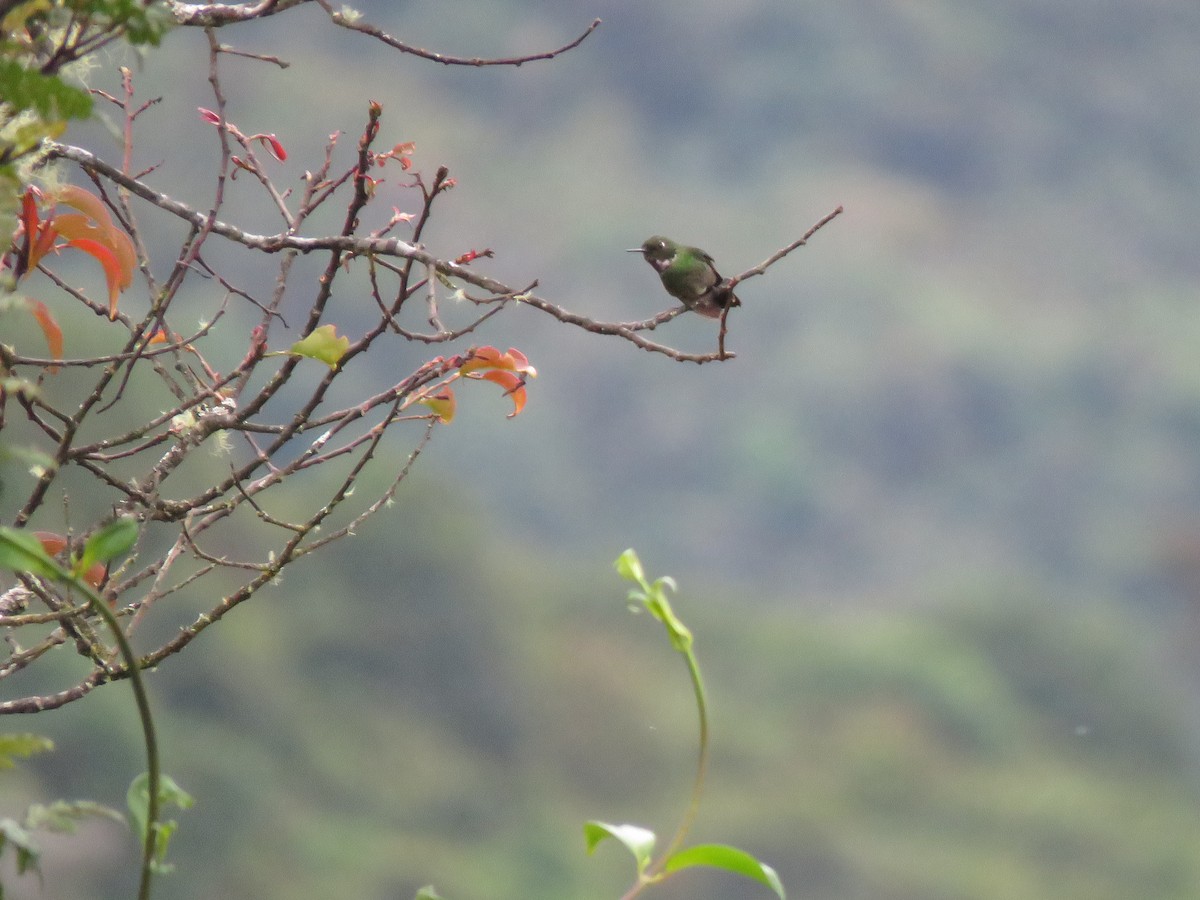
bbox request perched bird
[626,235,741,319]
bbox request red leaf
[454,248,494,265]
[29,300,63,369]
[33,532,106,588]
[19,189,57,273]
[19,188,39,244]
[198,107,221,124]
[34,531,68,556]
[28,219,57,273]
[258,133,287,161]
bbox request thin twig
[726,205,845,290]
[318,2,602,67]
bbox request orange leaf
[65,238,124,318]
[505,347,536,375]
[474,369,520,390]
[458,345,503,374]
[34,531,67,556]
[50,211,106,244]
[458,345,537,377]
[418,386,457,423]
[52,185,138,293]
[56,184,115,232]
[51,213,136,290]
[107,229,137,290]
[473,369,528,418]
[29,300,63,370]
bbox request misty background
[6,2,1200,898]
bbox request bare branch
[317,1,602,67]
[168,0,303,27]
[726,205,845,290]
[45,141,735,362]
[215,44,291,68]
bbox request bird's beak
[624,247,643,253]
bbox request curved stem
[76,583,160,900]
[657,651,709,865]
[621,645,710,900]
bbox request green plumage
[627,235,741,319]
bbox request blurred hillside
[8,488,1200,899]
[7,1,1200,898]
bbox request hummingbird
[626,236,741,319]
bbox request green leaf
[645,588,693,652]
[663,844,785,899]
[127,773,194,874]
[287,324,350,368]
[0,60,93,121]
[0,734,54,770]
[0,0,51,35]
[614,548,646,586]
[121,1,174,46]
[414,887,445,900]
[0,114,65,166]
[25,800,124,833]
[77,515,138,573]
[0,163,19,247]
[0,527,64,581]
[583,821,656,875]
[0,817,41,877]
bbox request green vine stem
[83,580,160,900]
[623,648,710,900]
[614,549,710,899]
[0,527,160,900]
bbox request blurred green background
[6,1,1200,898]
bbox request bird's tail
[717,283,741,310]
